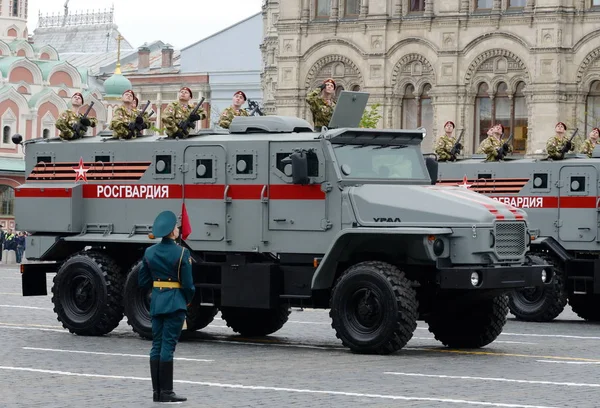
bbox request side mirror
[424,156,438,185]
[12,133,23,145]
[282,151,309,185]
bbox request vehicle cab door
[268,142,328,231]
[557,165,598,242]
[182,145,227,241]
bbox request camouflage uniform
[546,135,574,160]
[55,109,98,140]
[161,102,206,138]
[110,106,137,139]
[580,138,600,158]
[306,88,336,129]
[218,106,249,129]
[476,136,513,161]
[434,135,458,162]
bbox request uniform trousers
[150,310,186,361]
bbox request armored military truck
[14,105,547,355]
[437,149,600,323]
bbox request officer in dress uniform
[306,78,337,130]
[218,91,250,129]
[138,210,195,403]
[55,92,98,140]
[580,127,600,158]
[434,121,461,162]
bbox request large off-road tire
[568,294,600,322]
[425,295,509,348]
[51,251,124,336]
[220,305,291,336]
[508,253,567,322]
[329,261,418,355]
[123,261,217,340]
[123,261,152,340]
[186,295,218,332]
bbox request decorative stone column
[393,0,402,17]
[301,0,310,20]
[330,0,339,21]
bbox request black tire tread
[425,295,509,349]
[508,252,567,322]
[51,250,124,336]
[329,260,419,355]
[220,305,291,336]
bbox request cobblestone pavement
[2,264,600,408]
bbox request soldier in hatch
[546,121,575,160]
[434,121,461,162]
[476,124,512,161]
[110,89,142,140]
[580,127,600,158]
[218,90,249,129]
[55,92,98,140]
[306,78,337,130]
[161,87,206,138]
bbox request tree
[359,103,382,129]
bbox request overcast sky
[27,0,264,50]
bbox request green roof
[103,72,132,100]
[0,56,22,76]
[28,88,54,108]
[0,157,25,173]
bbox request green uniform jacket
[138,238,195,316]
[434,135,457,161]
[306,88,336,128]
[218,106,249,129]
[580,138,599,158]
[56,109,98,140]
[161,101,206,138]
[546,134,574,160]
[476,135,512,161]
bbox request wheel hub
[518,287,544,303]
[352,289,382,329]
[73,277,94,311]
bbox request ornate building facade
[261,0,600,155]
[0,1,108,229]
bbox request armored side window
[478,173,491,179]
[276,152,293,176]
[236,154,254,175]
[570,176,586,192]
[532,173,548,189]
[155,155,172,175]
[196,159,213,179]
[37,156,52,163]
[95,155,110,163]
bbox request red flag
[181,202,192,240]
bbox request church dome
[103,72,132,100]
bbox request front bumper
[436,264,551,290]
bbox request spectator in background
[16,232,25,264]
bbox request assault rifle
[449,129,465,160]
[496,131,513,161]
[559,127,579,158]
[72,101,95,140]
[247,99,264,116]
[134,100,151,132]
[176,97,205,138]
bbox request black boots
[158,360,187,402]
[150,359,160,402]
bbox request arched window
[351,85,360,91]
[43,129,50,139]
[3,126,11,144]
[513,82,528,153]
[586,81,600,136]
[0,185,14,216]
[402,84,417,129]
[420,84,433,137]
[335,85,345,98]
[495,82,510,133]
[475,83,492,146]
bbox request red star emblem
[459,175,472,189]
[72,157,90,182]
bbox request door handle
[273,218,286,222]
[204,222,219,226]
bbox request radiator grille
[495,221,527,259]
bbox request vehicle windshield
[332,144,428,180]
